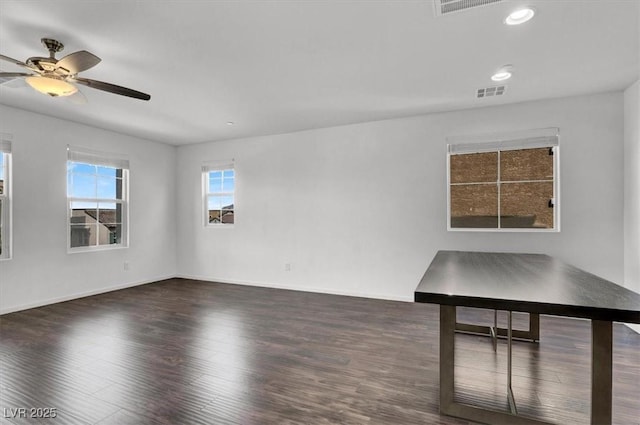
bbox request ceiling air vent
[434,0,503,16]
[477,85,506,98]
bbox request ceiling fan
[0,38,150,101]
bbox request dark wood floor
[0,279,638,425]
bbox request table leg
[529,313,540,342]
[440,305,456,412]
[438,304,552,425]
[507,311,518,415]
[591,320,612,425]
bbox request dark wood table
[414,250,640,425]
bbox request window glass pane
[501,182,554,228]
[450,152,498,184]
[99,224,122,245]
[70,223,97,248]
[208,196,223,210]
[96,166,117,177]
[209,175,222,193]
[219,195,234,210]
[501,148,554,181]
[70,200,98,210]
[70,202,99,226]
[98,202,118,224]
[208,209,222,223]
[71,173,97,198]
[223,169,234,178]
[220,210,234,224]
[97,176,118,199]
[450,184,498,228]
[69,162,96,175]
[222,175,235,192]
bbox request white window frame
[203,160,235,227]
[0,138,12,260]
[446,128,560,232]
[67,146,130,252]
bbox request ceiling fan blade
[56,50,101,74]
[0,78,27,88]
[66,89,88,105]
[0,72,32,78]
[72,77,150,101]
[0,54,33,69]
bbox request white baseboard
[5,275,637,335]
[0,274,175,315]
[175,273,414,303]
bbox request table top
[414,250,640,323]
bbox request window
[67,146,129,251]
[203,161,235,225]
[447,128,559,231]
[0,139,11,259]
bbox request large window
[0,139,11,259]
[67,147,129,251]
[203,162,235,225]
[447,129,559,231]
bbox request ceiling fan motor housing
[26,57,58,72]
[41,38,64,55]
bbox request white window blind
[67,145,129,170]
[202,159,234,173]
[447,127,559,154]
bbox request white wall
[177,91,625,301]
[0,105,177,314]
[624,81,640,333]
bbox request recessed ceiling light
[505,7,535,25]
[491,65,514,82]
[491,71,511,82]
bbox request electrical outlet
[284,263,291,272]
[124,261,130,271]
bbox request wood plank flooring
[0,278,639,424]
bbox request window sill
[205,224,235,229]
[67,244,128,254]
[447,227,559,233]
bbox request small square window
[448,136,559,232]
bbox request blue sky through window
[207,169,234,213]
[68,161,122,209]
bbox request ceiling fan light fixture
[26,76,78,97]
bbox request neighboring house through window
[0,138,12,259]
[447,128,559,231]
[67,146,129,251]
[203,161,235,225]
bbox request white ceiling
[0,0,638,146]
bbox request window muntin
[0,147,11,259]
[205,167,235,225]
[448,145,558,231]
[67,149,128,250]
